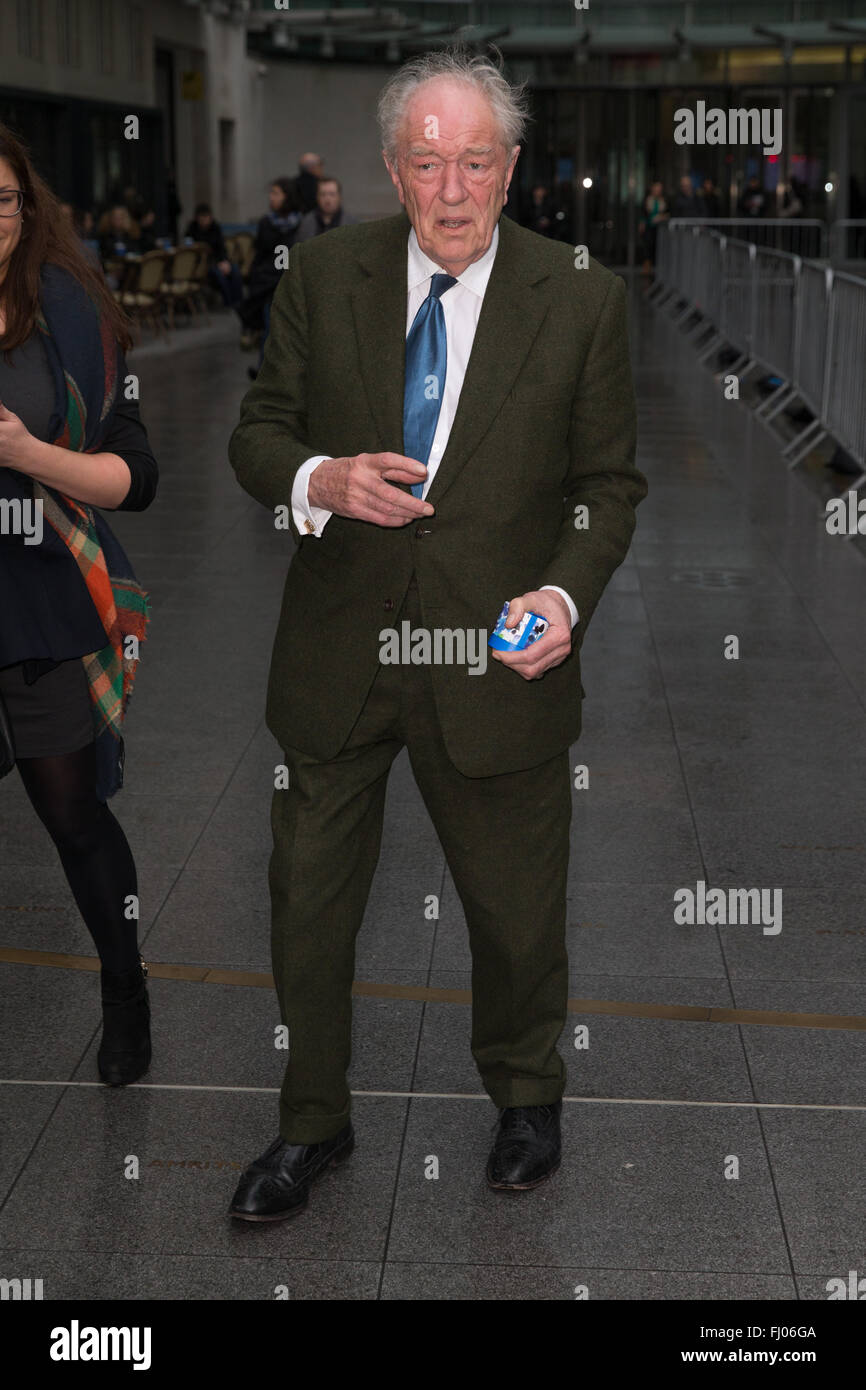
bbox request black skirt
[0,658,93,759]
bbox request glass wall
[522,76,858,266]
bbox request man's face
[317,181,341,216]
[384,78,519,276]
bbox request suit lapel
[427,216,551,506]
[349,211,551,503]
[351,213,411,453]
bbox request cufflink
[304,519,316,534]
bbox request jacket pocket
[293,525,345,584]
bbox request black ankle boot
[98,956,152,1086]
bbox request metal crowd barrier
[824,272,866,489]
[651,222,866,494]
[666,217,827,259]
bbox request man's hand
[308,452,435,527]
[489,589,573,681]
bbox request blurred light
[767,155,778,164]
[825,181,834,193]
[582,176,593,189]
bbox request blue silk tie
[403,273,457,499]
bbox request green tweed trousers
[269,576,573,1143]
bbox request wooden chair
[190,241,217,315]
[161,245,202,326]
[232,231,255,279]
[119,250,169,341]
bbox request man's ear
[383,152,406,206]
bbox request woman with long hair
[0,124,158,1085]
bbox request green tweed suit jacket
[229,209,647,777]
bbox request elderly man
[228,50,647,1222]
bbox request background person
[522,183,562,238]
[236,177,302,377]
[672,175,702,217]
[184,201,243,306]
[294,153,324,215]
[98,204,141,262]
[295,177,357,241]
[639,179,669,271]
[700,177,721,218]
[738,175,766,217]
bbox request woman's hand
[0,403,132,507]
[0,401,35,470]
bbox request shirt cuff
[539,584,579,629]
[291,456,334,536]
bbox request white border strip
[0,1079,863,1111]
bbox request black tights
[17,742,141,975]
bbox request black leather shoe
[97,957,151,1086]
[486,1102,562,1191]
[229,1124,354,1222]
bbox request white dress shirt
[290,221,578,627]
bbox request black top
[0,328,158,671]
[184,218,227,263]
[247,212,301,295]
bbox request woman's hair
[0,123,133,356]
[270,177,299,215]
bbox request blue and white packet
[488,602,549,652]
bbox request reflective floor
[1,286,864,1300]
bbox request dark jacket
[0,400,157,671]
[229,211,647,778]
[247,211,302,296]
[185,218,228,263]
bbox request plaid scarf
[34,263,150,800]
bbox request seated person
[183,202,242,307]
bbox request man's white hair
[377,48,530,164]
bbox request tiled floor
[1,287,864,1300]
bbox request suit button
[383,598,394,611]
